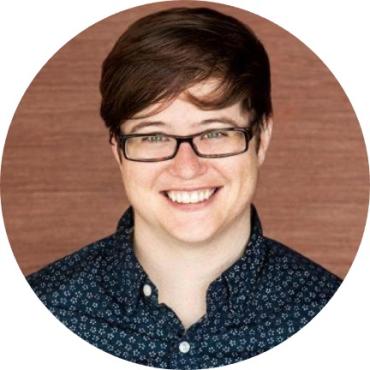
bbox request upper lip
[161,186,221,192]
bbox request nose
[168,142,207,179]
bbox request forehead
[125,79,247,128]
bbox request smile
[165,188,218,204]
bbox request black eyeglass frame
[117,127,254,162]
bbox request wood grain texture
[1,1,369,278]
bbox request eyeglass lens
[124,129,248,161]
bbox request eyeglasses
[117,127,254,162]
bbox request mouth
[161,187,221,205]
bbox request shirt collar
[100,207,147,311]
[103,204,268,316]
[221,205,268,315]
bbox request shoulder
[260,236,342,305]
[26,234,116,307]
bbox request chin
[164,222,221,245]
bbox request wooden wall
[1,1,369,279]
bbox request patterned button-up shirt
[27,205,341,369]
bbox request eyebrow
[126,117,242,134]
[199,117,241,127]
[126,121,166,134]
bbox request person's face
[112,80,272,244]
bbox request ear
[257,116,273,166]
[110,136,122,165]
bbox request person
[27,7,342,369]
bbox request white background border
[1,1,369,369]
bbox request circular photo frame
[0,1,369,370]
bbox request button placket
[178,340,191,353]
[142,283,152,297]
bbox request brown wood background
[1,1,368,278]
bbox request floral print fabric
[27,205,341,369]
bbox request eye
[142,134,169,143]
[201,130,228,140]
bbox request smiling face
[112,81,272,246]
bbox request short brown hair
[100,7,272,150]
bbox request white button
[142,284,152,297]
[179,341,190,353]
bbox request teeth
[166,188,217,204]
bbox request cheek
[119,163,162,196]
[119,164,140,197]
[225,154,259,193]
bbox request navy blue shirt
[27,206,341,369]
